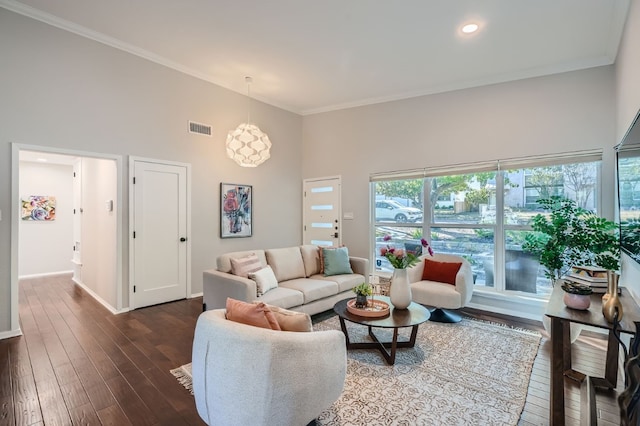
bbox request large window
[372,156,601,298]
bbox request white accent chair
[407,253,474,323]
[192,309,347,426]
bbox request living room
[1,1,640,424]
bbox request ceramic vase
[355,294,367,308]
[602,270,617,314]
[563,292,591,310]
[390,268,412,309]
[603,271,623,323]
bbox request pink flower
[380,247,388,256]
[394,249,404,257]
[383,234,392,242]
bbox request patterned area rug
[172,315,541,425]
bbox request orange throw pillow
[225,298,281,330]
[422,259,462,285]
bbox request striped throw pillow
[230,253,262,278]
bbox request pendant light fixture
[226,76,272,167]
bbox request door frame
[128,156,192,309]
[10,143,124,336]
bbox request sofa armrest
[349,256,370,283]
[202,269,258,310]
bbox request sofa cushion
[230,253,263,278]
[311,273,364,293]
[266,247,306,282]
[262,304,312,332]
[248,266,278,296]
[225,298,281,330]
[323,247,354,276]
[217,250,267,274]
[422,258,462,285]
[300,245,321,277]
[279,278,339,304]
[257,287,305,310]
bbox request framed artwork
[220,183,252,238]
[21,195,57,221]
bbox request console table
[546,285,640,425]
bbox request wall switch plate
[343,212,354,220]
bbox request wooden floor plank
[0,275,630,425]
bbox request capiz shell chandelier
[226,77,272,167]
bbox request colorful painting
[220,183,252,238]
[22,195,56,221]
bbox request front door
[303,176,341,246]
[132,159,189,308]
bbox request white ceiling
[1,0,631,115]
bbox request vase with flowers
[380,235,433,309]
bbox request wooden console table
[546,285,640,425]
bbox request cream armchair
[192,309,347,426]
[407,253,474,323]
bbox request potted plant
[523,197,619,340]
[560,280,593,310]
[352,283,373,308]
[522,196,620,283]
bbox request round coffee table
[333,296,430,365]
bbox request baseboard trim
[72,278,129,315]
[19,270,73,279]
[0,328,23,340]
[190,292,203,298]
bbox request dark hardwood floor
[0,275,625,425]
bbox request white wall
[18,161,73,276]
[615,0,640,299]
[302,66,617,260]
[77,158,118,308]
[0,9,303,335]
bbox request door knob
[180,237,187,242]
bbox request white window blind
[369,150,603,181]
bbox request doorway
[10,143,123,334]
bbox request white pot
[542,315,582,344]
[390,268,412,309]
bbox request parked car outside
[375,200,423,222]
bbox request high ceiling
[1,0,631,115]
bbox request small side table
[546,285,640,425]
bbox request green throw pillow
[323,246,353,276]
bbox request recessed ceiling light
[461,23,479,34]
[36,158,48,162]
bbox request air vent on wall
[189,121,212,137]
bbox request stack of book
[563,265,616,294]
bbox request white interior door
[303,176,341,246]
[132,160,189,308]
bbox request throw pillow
[248,266,279,297]
[318,245,343,273]
[225,298,281,330]
[259,304,313,332]
[230,253,262,278]
[422,259,462,285]
[323,246,353,276]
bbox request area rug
[171,316,541,425]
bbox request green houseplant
[352,283,373,308]
[522,197,620,283]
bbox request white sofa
[192,309,346,426]
[407,253,474,323]
[202,245,369,315]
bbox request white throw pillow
[249,266,279,296]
